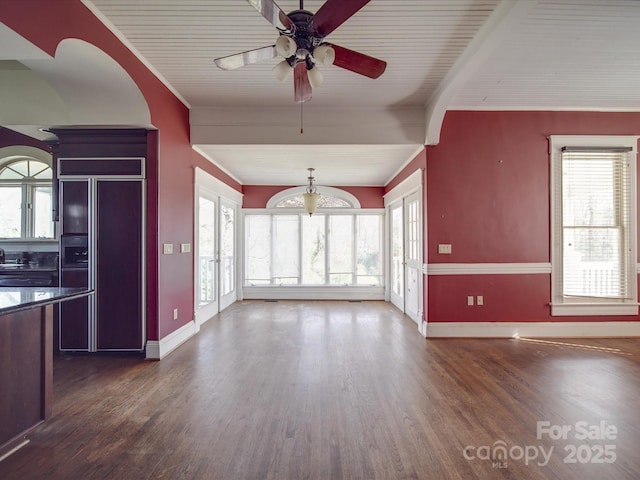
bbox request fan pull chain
[300,101,304,134]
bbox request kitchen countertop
[0,287,93,315]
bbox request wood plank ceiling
[81,0,640,185]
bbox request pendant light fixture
[303,168,320,216]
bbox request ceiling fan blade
[214,45,277,70]
[312,0,372,37]
[246,0,294,31]
[331,44,386,79]
[294,62,312,103]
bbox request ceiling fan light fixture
[313,44,335,66]
[275,35,297,58]
[273,60,293,81]
[307,66,324,88]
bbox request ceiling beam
[424,0,538,145]
[190,106,425,146]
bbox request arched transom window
[0,154,54,239]
[0,157,52,180]
[266,186,361,209]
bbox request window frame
[242,208,385,300]
[550,135,639,316]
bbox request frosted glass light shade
[307,67,323,88]
[275,35,297,58]
[303,192,320,216]
[314,45,335,66]
[273,60,293,81]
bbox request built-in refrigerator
[58,157,145,352]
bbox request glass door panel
[219,201,236,310]
[404,192,421,324]
[390,203,404,310]
[197,195,217,311]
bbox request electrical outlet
[173,308,178,320]
[467,295,474,306]
[477,295,484,306]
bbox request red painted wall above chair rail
[426,110,640,323]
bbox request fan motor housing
[285,10,325,55]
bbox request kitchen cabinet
[95,180,143,350]
[60,181,88,235]
[58,269,89,350]
[0,287,92,457]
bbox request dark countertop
[0,287,93,315]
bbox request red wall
[243,185,385,208]
[427,110,640,323]
[0,1,241,340]
[384,148,427,194]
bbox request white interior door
[404,191,422,325]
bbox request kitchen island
[0,287,92,459]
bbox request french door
[196,193,219,323]
[219,200,236,310]
[389,191,423,327]
[194,172,240,326]
[404,191,422,324]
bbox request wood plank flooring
[1,300,639,479]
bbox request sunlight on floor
[512,337,633,356]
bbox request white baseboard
[145,319,197,360]
[427,321,640,338]
[243,286,384,301]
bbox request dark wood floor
[1,300,639,479]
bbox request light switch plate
[438,244,452,254]
[180,243,191,253]
[163,243,173,254]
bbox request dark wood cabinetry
[58,175,145,352]
[60,181,88,235]
[95,181,143,350]
[53,128,147,353]
[59,269,89,350]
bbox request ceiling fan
[214,0,387,103]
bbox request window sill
[551,302,639,316]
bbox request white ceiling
[83,0,501,186]
[5,0,640,186]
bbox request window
[266,186,361,209]
[0,157,54,239]
[245,213,383,287]
[550,136,638,315]
[275,195,351,208]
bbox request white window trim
[550,135,639,316]
[266,186,361,209]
